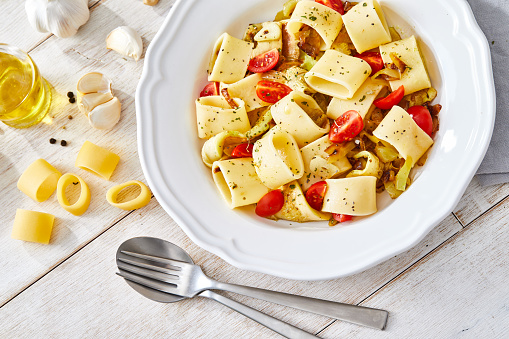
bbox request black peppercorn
[69,97,76,104]
[61,140,67,146]
[67,91,74,98]
[49,138,56,144]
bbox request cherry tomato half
[333,214,352,223]
[248,48,280,73]
[199,82,220,97]
[305,181,328,211]
[373,85,405,110]
[407,105,433,137]
[329,110,364,144]
[255,190,285,217]
[256,80,293,104]
[316,0,344,14]
[231,143,254,158]
[355,51,384,74]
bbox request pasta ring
[106,180,151,211]
[75,141,120,180]
[11,209,55,244]
[17,159,62,203]
[56,173,91,216]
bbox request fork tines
[120,251,187,270]
[116,270,178,294]
[117,251,200,297]
[117,251,186,284]
[118,257,180,278]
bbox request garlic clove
[25,0,90,38]
[78,92,114,117]
[77,72,113,95]
[106,26,143,61]
[75,71,121,129]
[88,97,121,130]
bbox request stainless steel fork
[117,250,388,330]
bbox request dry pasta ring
[75,141,120,180]
[17,159,62,202]
[11,209,55,244]
[106,180,151,211]
[56,173,91,216]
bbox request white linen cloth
[468,0,509,186]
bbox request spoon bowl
[116,236,191,303]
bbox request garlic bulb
[25,0,90,38]
[106,26,143,61]
[77,72,121,130]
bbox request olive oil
[0,46,51,128]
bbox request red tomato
[256,80,293,104]
[248,48,279,73]
[315,0,344,14]
[332,214,352,223]
[231,143,253,158]
[355,52,384,74]
[305,181,328,211]
[373,85,405,110]
[407,105,433,136]
[199,82,219,97]
[255,190,285,217]
[329,110,364,143]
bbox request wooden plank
[1,1,498,337]
[0,1,100,53]
[453,177,509,226]
[0,199,462,337]
[319,196,509,338]
[0,0,176,306]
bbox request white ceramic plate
[136,0,495,280]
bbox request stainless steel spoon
[116,237,318,338]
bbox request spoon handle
[199,290,319,339]
[211,282,388,330]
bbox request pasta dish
[195,0,441,225]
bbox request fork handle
[210,282,388,330]
[199,290,319,339]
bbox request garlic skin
[76,72,121,130]
[106,26,143,61]
[25,0,90,38]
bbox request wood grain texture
[319,197,509,338]
[1,0,506,338]
[0,1,100,53]
[453,177,509,226]
[0,200,462,338]
[0,0,177,306]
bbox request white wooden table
[1,1,508,338]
